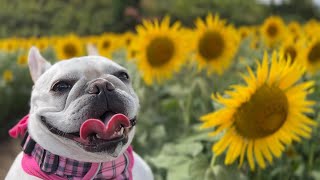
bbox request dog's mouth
[41,112,136,152]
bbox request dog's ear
[28,46,52,83]
[86,43,99,56]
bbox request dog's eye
[51,81,72,92]
[117,71,130,81]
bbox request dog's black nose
[88,79,115,94]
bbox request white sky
[257,0,320,6]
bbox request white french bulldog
[6,47,153,180]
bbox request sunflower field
[2,10,320,180]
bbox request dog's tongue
[80,114,130,140]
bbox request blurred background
[0,0,319,37]
[1,0,320,179]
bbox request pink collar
[9,115,134,180]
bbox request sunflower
[35,37,50,52]
[121,31,135,49]
[1,38,18,52]
[19,38,32,50]
[261,16,286,48]
[2,70,14,83]
[126,38,138,61]
[82,35,100,48]
[17,54,28,66]
[97,33,120,58]
[134,16,187,85]
[303,20,320,40]
[123,32,138,61]
[201,52,316,170]
[279,35,305,63]
[238,26,252,40]
[287,21,302,39]
[193,14,240,75]
[55,34,84,60]
[300,37,320,74]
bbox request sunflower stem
[307,140,315,172]
[210,155,216,168]
[183,67,200,127]
[255,167,262,180]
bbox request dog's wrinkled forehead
[36,56,126,86]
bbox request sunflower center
[266,24,278,37]
[63,43,77,58]
[234,84,288,139]
[307,42,320,63]
[125,38,131,46]
[146,37,174,67]
[284,46,297,61]
[198,31,224,60]
[102,40,111,49]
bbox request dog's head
[27,47,139,162]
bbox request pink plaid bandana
[9,115,134,180]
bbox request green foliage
[0,0,319,38]
[141,0,320,27]
[0,0,140,37]
[0,51,30,139]
[0,49,55,139]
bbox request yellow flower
[134,16,187,85]
[300,37,320,74]
[238,26,252,40]
[126,42,138,61]
[121,31,135,48]
[17,54,28,66]
[303,19,320,39]
[287,21,302,38]
[55,34,84,60]
[82,35,99,48]
[2,70,14,82]
[1,39,18,52]
[261,16,286,48]
[279,35,305,63]
[201,52,316,170]
[97,33,119,58]
[35,37,50,51]
[193,14,240,75]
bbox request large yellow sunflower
[134,16,187,85]
[201,52,316,170]
[261,16,286,48]
[55,34,84,60]
[300,37,320,74]
[193,14,240,75]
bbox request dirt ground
[0,138,21,179]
